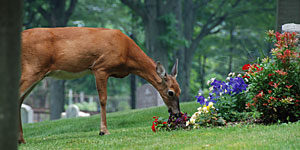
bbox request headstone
[89,96,93,104]
[136,84,164,109]
[21,104,33,124]
[282,23,300,33]
[66,104,80,118]
[68,89,73,105]
[80,92,84,103]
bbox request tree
[24,0,78,120]
[276,0,300,32]
[0,0,22,148]
[122,0,275,101]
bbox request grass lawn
[20,102,300,150]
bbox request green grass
[20,102,300,150]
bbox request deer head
[156,59,181,116]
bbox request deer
[19,27,181,143]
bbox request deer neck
[128,43,163,91]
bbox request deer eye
[167,90,175,97]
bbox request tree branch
[65,0,78,23]
[121,0,146,20]
[38,6,51,23]
[189,0,242,52]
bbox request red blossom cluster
[242,64,264,79]
[271,31,300,63]
[152,116,167,132]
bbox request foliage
[186,102,226,128]
[196,75,249,122]
[20,102,300,149]
[151,112,189,132]
[244,31,300,123]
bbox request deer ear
[171,59,178,78]
[156,61,167,79]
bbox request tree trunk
[228,27,234,74]
[201,56,207,91]
[0,0,22,148]
[276,0,300,32]
[50,80,65,120]
[130,75,136,109]
[37,0,77,120]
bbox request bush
[196,75,250,122]
[244,31,300,123]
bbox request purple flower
[196,77,248,105]
[196,95,205,105]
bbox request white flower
[203,107,207,112]
[209,86,213,91]
[228,72,232,77]
[208,102,214,107]
[226,77,230,81]
[197,107,202,111]
[207,80,211,86]
[204,98,207,102]
[237,74,242,77]
[186,121,190,126]
[232,72,235,77]
[190,118,195,124]
[211,78,216,82]
[244,78,249,82]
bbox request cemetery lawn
[20,102,300,150]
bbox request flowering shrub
[196,75,249,121]
[186,102,226,128]
[244,31,300,123]
[152,112,190,132]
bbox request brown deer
[19,27,181,143]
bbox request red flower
[286,85,293,89]
[242,64,251,71]
[268,73,274,77]
[263,103,268,106]
[284,49,291,57]
[273,82,279,88]
[152,123,156,132]
[162,122,167,124]
[275,70,287,76]
[268,81,274,86]
[243,75,250,78]
[256,91,264,98]
[268,90,272,94]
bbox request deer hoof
[99,132,105,136]
[18,139,26,144]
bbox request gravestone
[65,104,90,118]
[21,104,33,124]
[68,89,73,105]
[66,104,80,118]
[136,84,164,109]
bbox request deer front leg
[94,70,110,135]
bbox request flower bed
[151,31,300,132]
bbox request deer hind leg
[18,70,47,144]
[93,70,110,135]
